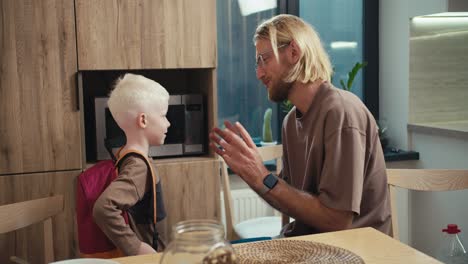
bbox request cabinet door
[156,159,221,241]
[75,0,217,70]
[0,0,81,174]
[0,170,79,263]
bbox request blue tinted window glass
[216,0,279,142]
[300,0,364,98]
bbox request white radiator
[221,188,280,226]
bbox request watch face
[263,173,278,189]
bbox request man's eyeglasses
[255,43,290,70]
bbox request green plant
[262,108,273,142]
[339,62,367,91]
[281,100,294,113]
[377,119,389,149]
[377,120,388,139]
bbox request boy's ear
[137,113,147,128]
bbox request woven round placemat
[234,239,364,264]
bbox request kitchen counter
[384,147,420,162]
[408,120,468,140]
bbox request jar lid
[443,224,461,234]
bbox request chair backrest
[0,195,64,263]
[387,169,468,240]
[220,144,283,240]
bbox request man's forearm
[259,178,353,232]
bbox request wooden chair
[220,144,285,241]
[387,169,468,240]
[0,195,64,264]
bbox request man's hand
[209,121,270,191]
[210,122,354,233]
[137,242,156,255]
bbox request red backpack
[76,150,157,258]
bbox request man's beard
[268,78,292,103]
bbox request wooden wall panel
[75,0,217,70]
[0,171,79,264]
[409,25,468,124]
[0,0,81,175]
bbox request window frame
[276,0,380,139]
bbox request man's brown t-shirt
[281,82,392,236]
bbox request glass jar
[436,224,468,264]
[160,219,237,264]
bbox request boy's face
[146,103,170,146]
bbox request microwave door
[183,95,204,154]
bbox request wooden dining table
[112,227,441,263]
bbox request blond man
[210,15,391,237]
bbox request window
[216,0,379,140]
[216,0,279,142]
[300,0,364,99]
[294,0,380,118]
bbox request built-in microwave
[94,94,205,160]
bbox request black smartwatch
[259,173,279,195]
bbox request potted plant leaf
[377,119,389,150]
[261,107,277,146]
[339,61,367,91]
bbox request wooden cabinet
[1,0,220,261]
[0,0,82,175]
[0,170,79,263]
[75,0,217,70]
[156,158,221,241]
[0,1,81,262]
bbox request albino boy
[93,73,170,255]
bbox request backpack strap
[115,149,158,226]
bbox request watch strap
[259,184,270,196]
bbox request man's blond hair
[254,14,332,83]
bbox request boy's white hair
[107,73,169,119]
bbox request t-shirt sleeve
[92,157,149,256]
[318,127,366,215]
